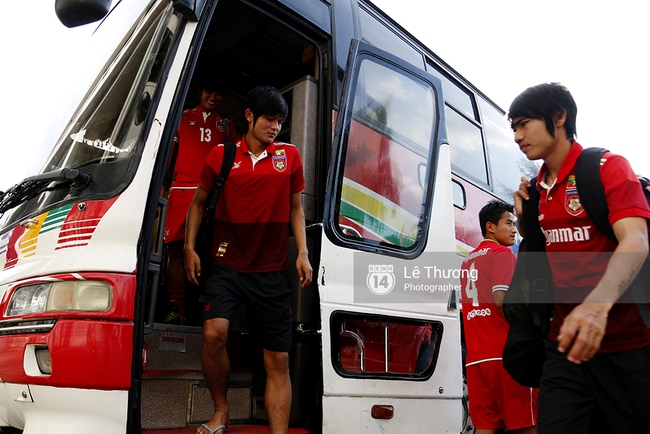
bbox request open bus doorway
[0,0,476,431]
[143,0,325,431]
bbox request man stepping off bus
[184,85,312,434]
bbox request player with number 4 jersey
[459,200,538,434]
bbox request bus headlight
[7,281,112,316]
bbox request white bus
[0,0,530,432]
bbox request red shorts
[164,187,196,244]
[466,361,538,430]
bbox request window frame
[330,310,444,381]
[324,40,445,259]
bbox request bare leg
[263,349,291,434]
[475,430,498,434]
[197,318,231,434]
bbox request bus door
[320,40,463,432]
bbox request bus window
[427,66,476,120]
[424,62,489,186]
[277,0,331,32]
[334,55,436,250]
[332,312,442,378]
[452,180,466,209]
[0,3,182,229]
[446,106,488,185]
[359,7,424,69]
[478,97,540,200]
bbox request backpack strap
[521,176,545,252]
[575,147,614,240]
[575,147,650,327]
[216,141,236,187]
[207,141,236,211]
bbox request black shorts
[538,340,650,434]
[202,261,293,353]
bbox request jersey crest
[273,149,287,172]
[565,175,583,216]
[216,116,226,132]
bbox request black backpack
[502,177,554,388]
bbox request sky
[0,0,649,193]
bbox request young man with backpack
[510,82,650,433]
[184,85,312,434]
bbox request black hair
[242,85,288,126]
[196,73,227,94]
[478,200,514,237]
[508,82,577,140]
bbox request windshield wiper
[0,168,91,215]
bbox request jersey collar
[238,135,276,156]
[536,140,583,189]
[195,105,209,115]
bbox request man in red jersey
[460,200,538,434]
[511,82,650,433]
[163,77,237,324]
[185,85,312,434]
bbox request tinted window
[332,312,442,379]
[479,98,540,200]
[0,4,181,227]
[359,8,424,68]
[334,55,437,250]
[277,0,331,32]
[452,180,466,209]
[427,66,475,120]
[446,107,487,184]
[47,5,178,180]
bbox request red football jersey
[536,142,650,352]
[460,240,516,365]
[172,107,237,187]
[164,107,236,243]
[199,136,305,273]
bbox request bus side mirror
[55,0,113,28]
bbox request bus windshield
[0,2,181,229]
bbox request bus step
[144,329,204,372]
[141,371,254,430]
[142,426,309,433]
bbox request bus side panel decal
[56,197,118,250]
[3,225,26,270]
[0,197,119,269]
[19,213,50,258]
[40,204,75,234]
